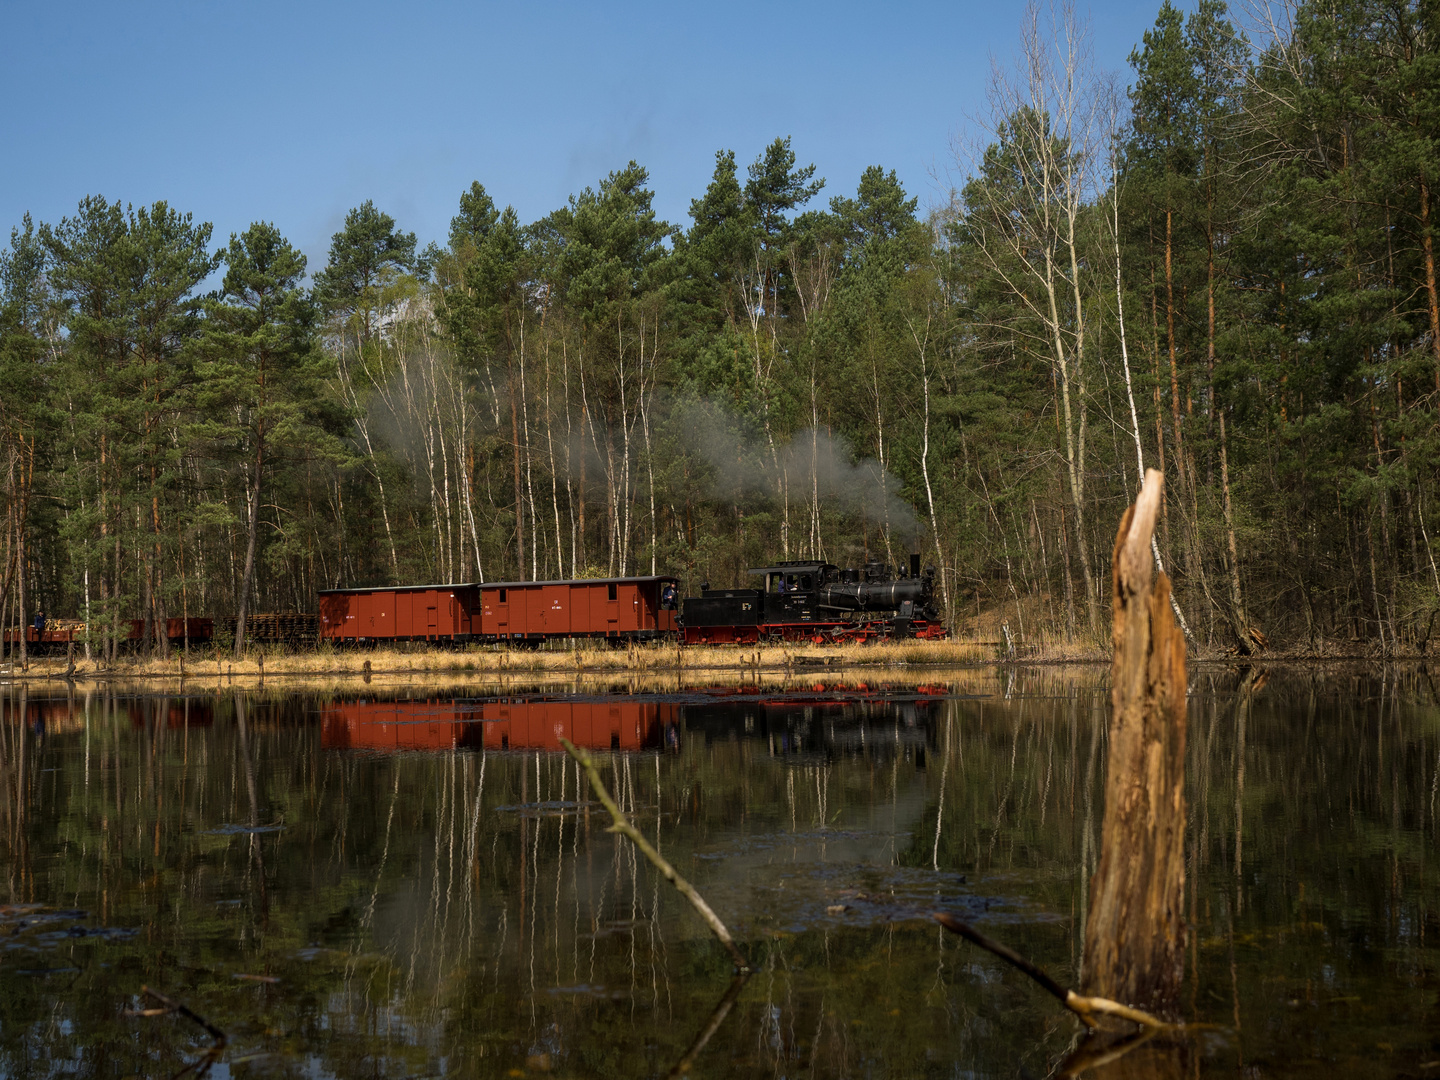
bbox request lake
[0,665,1434,1077]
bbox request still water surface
[0,666,1435,1077]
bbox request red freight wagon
[320,697,678,752]
[479,576,678,643]
[317,584,481,643]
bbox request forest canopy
[2,0,1438,656]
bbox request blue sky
[3,1,1169,272]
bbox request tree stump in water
[1082,469,1187,1019]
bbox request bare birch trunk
[909,312,951,622]
[234,444,262,659]
[1108,130,1193,642]
[509,372,525,580]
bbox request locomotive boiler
[679,554,946,645]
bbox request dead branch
[560,737,750,973]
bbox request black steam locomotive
[680,554,945,645]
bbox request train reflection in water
[319,684,948,760]
[684,684,945,764]
[320,697,678,753]
[8,695,217,737]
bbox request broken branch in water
[663,973,751,1079]
[931,912,1167,1031]
[560,737,751,973]
[124,985,228,1078]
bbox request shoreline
[0,635,1428,687]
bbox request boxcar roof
[318,575,678,595]
[317,583,476,595]
[479,575,678,588]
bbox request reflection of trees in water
[0,670,1437,1075]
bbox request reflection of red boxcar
[320,697,677,752]
[317,576,679,645]
[318,584,481,644]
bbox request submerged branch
[560,737,751,973]
[663,973,751,1079]
[124,985,227,1078]
[931,912,1167,1031]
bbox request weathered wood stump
[1081,469,1187,1019]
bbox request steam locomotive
[681,554,946,645]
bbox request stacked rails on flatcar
[680,555,947,645]
[2,617,214,654]
[480,575,679,644]
[319,584,480,644]
[219,612,319,646]
[317,575,680,646]
[320,696,678,752]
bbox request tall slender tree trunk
[919,339,949,621]
[1217,412,1250,652]
[1045,231,1098,638]
[1111,161,1192,642]
[1421,178,1440,392]
[1165,205,1186,495]
[509,370,525,580]
[234,440,263,659]
[17,484,28,669]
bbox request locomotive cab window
[607,583,617,601]
[800,574,813,589]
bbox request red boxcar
[320,697,678,752]
[317,576,679,645]
[479,576,678,642]
[318,584,481,643]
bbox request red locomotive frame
[680,617,948,646]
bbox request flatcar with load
[3,617,214,654]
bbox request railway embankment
[0,637,1068,683]
[3,634,1412,685]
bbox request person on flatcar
[33,610,45,633]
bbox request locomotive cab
[750,561,831,624]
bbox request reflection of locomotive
[681,554,946,645]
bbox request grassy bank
[1,635,1038,683]
[3,630,1413,686]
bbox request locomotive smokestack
[909,553,920,579]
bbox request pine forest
[4,0,1440,659]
